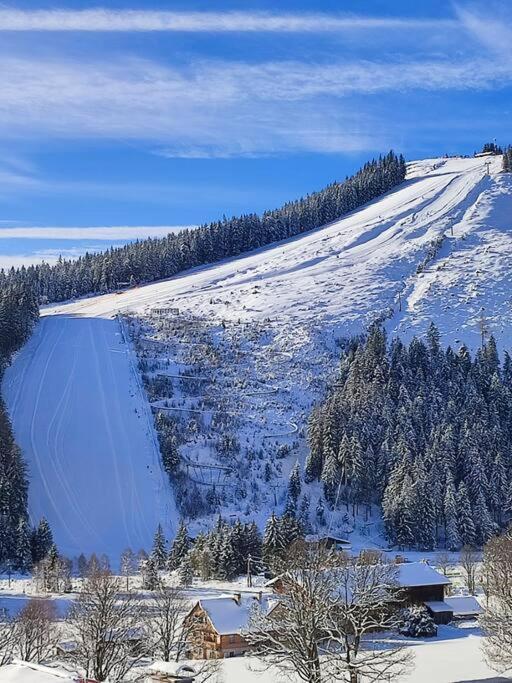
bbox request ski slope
[2,315,176,561]
[41,155,511,351]
[4,154,512,555]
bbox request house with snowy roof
[396,561,453,624]
[267,561,454,624]
[183,592,264,659]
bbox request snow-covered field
[219,626,499,683]
[3,154,512,555]
[2,316,177,560]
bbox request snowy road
[2,314,176,561]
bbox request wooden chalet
[395,562,453,624]
[304,534,352,552]
[267,561,454,625]
[183,593,264,659]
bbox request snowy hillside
[4,154,512,556]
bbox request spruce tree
[168,520,191,570]
[444,481,460,551]
[142,554,159,590]
[456,483,476,547]
[262,512,283,568]
[287,462,302,504]
[179,554,194,587]
[316,498,326,526]
[14,518,32,572]
[31,518,53,564]
[152,523,167,570]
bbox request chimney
[233,592,241,605]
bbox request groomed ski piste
[4,154,512,558]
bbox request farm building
[267,561,453,624]
[183,593,265,659]
[444,595,483,619]
[304,534,352,552]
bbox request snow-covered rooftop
[424,600,453,613]
[397,562,451,588]
[445,595,483,616]
[0,661,76,683]
[195,593,264,635]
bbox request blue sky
[0,0,511,265]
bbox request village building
[444,595,483,620]
[183,593,264,659]
[304,534,352,552]
[396,561,455,624]
[266,561,455,625]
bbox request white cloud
[0,53,509,156]
[456,4,512,58]
[0,9,456,33]
[0,226,191,240]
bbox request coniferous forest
[306,325,512,551]
[503,146,512,172]
[0,282,39,568]
[2,152,406,303]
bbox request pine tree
[217,535,238,581]
[179,554,194,587]
[142,554,159,590]
[262,512,283,568]
[473,491,496,546]
[14,518,32,572]
[168,520,190,570]
[444,481,460,551]
[298,494,311,533]
[152,523,167,570]
[287,462,302,504]
[456,483,476,547]
[279,515,302,549]
[321,451,340,505]
[31,518,53,564]
[316,498,326,526]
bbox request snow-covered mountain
[4,154,512,558]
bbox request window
[229,635,236,644]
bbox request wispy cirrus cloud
[0,54,509,157]
[0,226,190,240]
[0,9,457,33]
[456,4,512,58]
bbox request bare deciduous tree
[323,556,412,683]
[460,546,479,595]
[146,584,188,662]
[66,570,148,682]
[120,548,136,592]
[435,551,451,578]
[245,542,411,683]
[0,617,16,666]
[14,599,60,664]
[480,530,512,671]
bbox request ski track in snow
[3,154,512,555]
[2,315,177,561]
